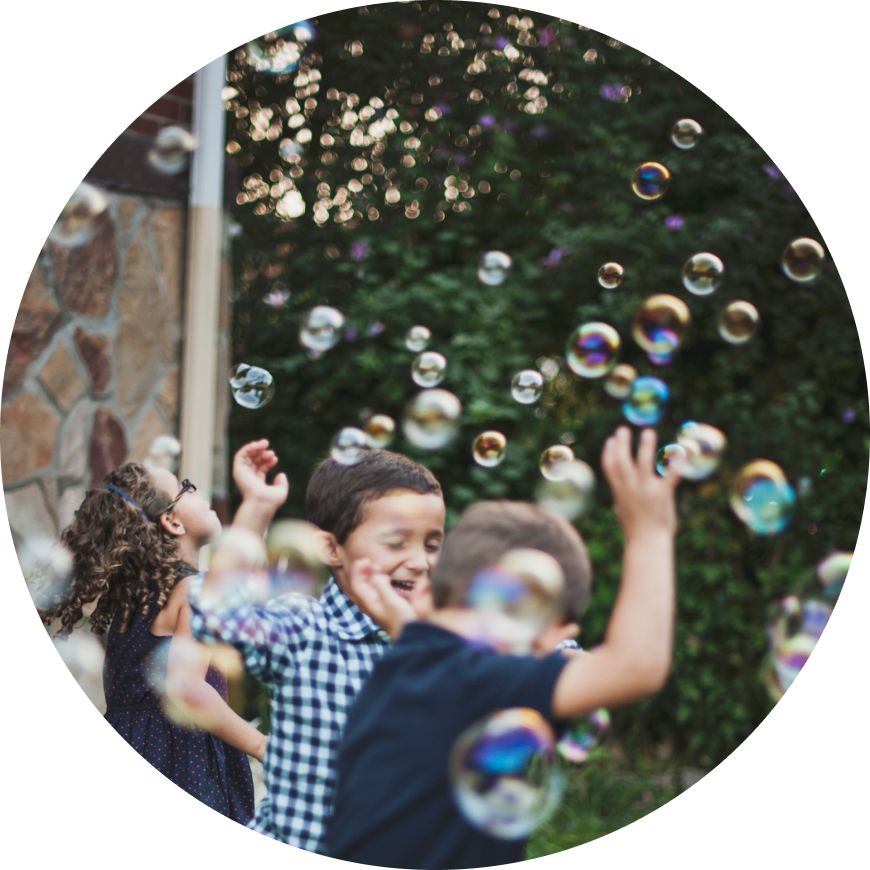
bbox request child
[324,426,679,869]
[39,462,264,824]
[189,439,446,852]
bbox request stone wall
[2,189,185,544]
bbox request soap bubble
[535,460,596,521]
[472,431,508,468]
[557,709,610,764]
[412,351,447,388]
[781,238,825,282]
[53,629,106,711]
[247,35,302,75]
[798,600,832,640]
[631,162,670,200]
[19,536,74,607]
[144,435,182,473]
[49,182,109,247]
[682,252,724,296]
[670,118,703,149]
[566,322,621,379]
[674,421,727,480]
[262,519,326,600]
[229,364,274,409]
[763,632,817,702]
[597,262,624,289]
[631,295,691,362]
[817,551,851,598]
[449,708,565,840]
[604,364,637,399]
[364,414,396,448]
[729,460,795,535]
[147,126,197,175]
[511,370,545,405]
[718,300,760,344]
[291,20,315,41]
[402,389,462,450]
[330,427,369,466]
[623,376,669,426]
[477,250,513,286]
[300,305,345,352]
[405,325,431,352]
[539,445,575,481]
[655,443,687,476]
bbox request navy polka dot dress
[103,575,255,825]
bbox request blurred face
[331,489,446,601]
[149,468,222,544]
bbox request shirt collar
[320,577,384,642]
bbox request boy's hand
[347,559,416,641]
[601,427,679,541]
[233,439,289,511]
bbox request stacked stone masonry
[2,188,185,544]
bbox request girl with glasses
[38,461,265,825]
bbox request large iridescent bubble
[623,376,669,426]
[729,460,795,535]
[566,322,621,379]
[631,294,691,364]
[449,708,565,840]
[631,162,670,200]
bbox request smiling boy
[188,440,445,852]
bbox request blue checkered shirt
[189,578,390,852]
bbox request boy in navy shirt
[325,426,680,869]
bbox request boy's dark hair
[306,449,443,544]
[430,501,592,623]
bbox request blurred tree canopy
[222,1,866,767]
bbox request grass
[526,749,691,859]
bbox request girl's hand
[347,558,416,641]
[233,439,289,511]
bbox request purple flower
[599,84,623,103]
[561,37,576,47]
[843,407,856,423]
[782,183,795,195]
[494,36,509,50]
[344,325,358,341]
[530,125,549,139]
[366,321,385,337]
[452,154,467,166]
[434,102,451,116]
[763,164,781,180]
[539,247,568,268]
[262,289,290,308]
[537,29,556,48]
[665,215,685,231]
[350,241,370,261]
[497,120,516,133]
[478,114,497,129]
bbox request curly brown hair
[38,463,184,637]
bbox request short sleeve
[189,582,314,684]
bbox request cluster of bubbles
[762,548,850,702]
[229,364,275,409]
[449,707,565,840]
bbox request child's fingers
[271,472,290,500]
[635,428,658,475]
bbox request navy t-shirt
[324,621,569,869]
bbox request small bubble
[535,460,596,521]
[405,325,432,352]
[477,250,513,286]
[631,162,670,200]
[816,551,851,598]
[402,389,462,450]
[597,262,624,289]
[412,351,447,388]
[623,376,670,426]
[364,414,396,448]
[49,183,108,247]
[330,427,369,465]
[655,443,687,477]
[729,460,795,535]
[566,322,621,379]
[718,301,760,344]
[229,364,274,409]
[682,252,724,296]
[670,118,703,149]
[539,445,575,481]
[557,709,610,764]
[472,431,507,467]
[147,126,197,175]
[631,295,690,361]
[604,364,637,399]
[674,422,727,480]
[300,305,345,352]
[144,435,182,473]
[781,238,824,282]
[511,370,544,404]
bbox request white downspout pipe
[179,55,227,502]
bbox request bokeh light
[631,162,670,200]
[449,708,565,840]
[472,431,508,468]
[729,460,795,535]
[623,376,670,426]
[402,388,462,450]
[682,252,724,296]
[566,322,621,379]
[717,300,760,344]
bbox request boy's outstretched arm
[552,426,680,720]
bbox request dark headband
[105,484,155,523]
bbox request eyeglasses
[163,480,197,514]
